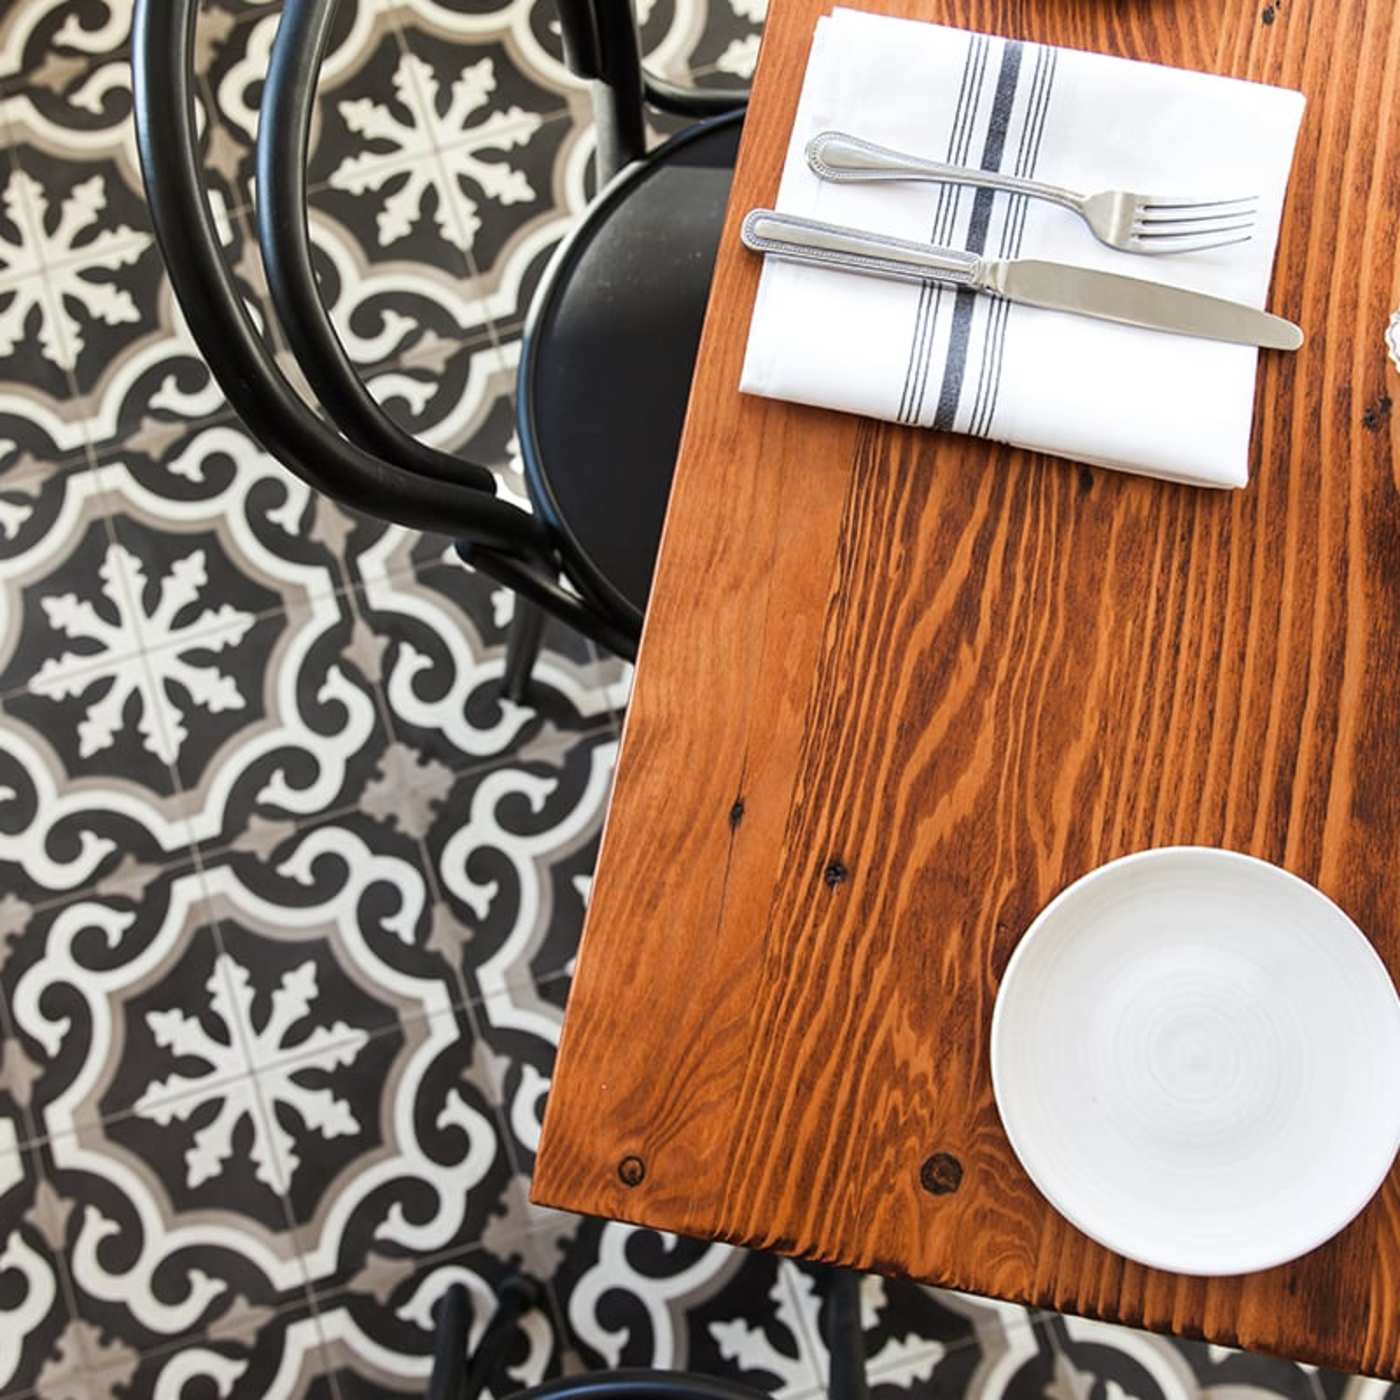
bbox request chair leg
[825,1270,870,1400]
[428,1283,470,1400]
[429,1275,544,1400]
[503,596,547,703]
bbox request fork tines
[1131,196,1259,255]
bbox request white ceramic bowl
[991,847,1400,1276]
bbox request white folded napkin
[740,9,1306,488]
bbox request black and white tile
[0,4,1386,1399]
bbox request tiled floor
[0,2,1392,1398]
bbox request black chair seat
[517,113,743,634]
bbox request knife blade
[741,209,1303,351]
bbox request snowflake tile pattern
[0,5,1386,1399]
[199,0,390,215]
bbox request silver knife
[741,209,1303,351]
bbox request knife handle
[741,209,983,287]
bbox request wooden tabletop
[533,0,1400,1378]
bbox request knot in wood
[1362,395,1392,432]
[823,860,848,888]
[920,1152,964,1196]
[618,1155,646,1187]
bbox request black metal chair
[131,0,745,700]
[428,1271,871,1400]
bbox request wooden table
[533,0,1400,1378]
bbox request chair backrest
[130,0,638,657]
[554,2,750,183]
[130,0,744,659]
[555,2,648,183]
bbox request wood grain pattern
[532,0,1400,1377]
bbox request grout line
[82,1278,330,1385]
[35,999,470,1161]
[303,1230,529,1312]
[200,920,347,1358]
[0,419,96,479]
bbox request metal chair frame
[130,0,746,692]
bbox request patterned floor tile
[0,178,267,464]
[50,1098,316,1358]
[794,1271,1042,1395]
[0,276,80,411]
[314,1238,563,1399]
[0,686,195,910]
[472,977,563,1181]
[157,587,394,861]
[203,0,406,217]
[0,284,102,470]
[208,804,465,1042]
[392,1,582,123]
[0,449,239,905]
[92,1305,336,1400]
[359,550,618,782]
[395,0,711,90]
[0,0,134,94]
[1042,1312,1323,1400]
[364,324,514,470]
[257,1002,515,1306]
[23,968,393,1363]
[424,724,615,1008]
[0,388,92,483]
[316,146,482,287]
[688,0,767,80]
[304,191,493,369]
[98,413,345,613]
[1,114,168,419]
[874,1316,1060,1400]
[553,1221,822,1395]
[462,108,589,337]
[92,421,382,840]
[386,15,583,272]
[0,461,125,699]
[0,1125,75,1399]
[1318,1380,1400,1400]
[0,863,241,1140]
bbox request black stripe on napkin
[930,39,1024,432]
[968,43,1057,439]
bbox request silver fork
[806,131,1257,256]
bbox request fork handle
[807,131,1082,213]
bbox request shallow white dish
[991,847,1400,1276]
